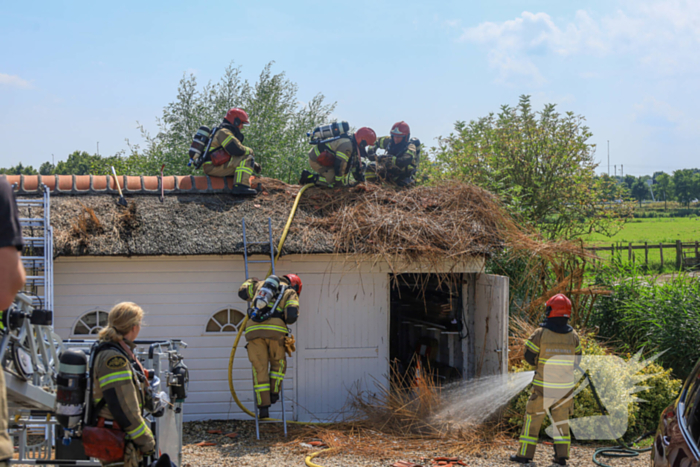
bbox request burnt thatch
[38,178,511,260]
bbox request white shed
[8,174,510,422]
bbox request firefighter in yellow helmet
[201,108,261,196]
[365,121,420,187]
[300,127,377,188]
[511,294,582,466]
[89,302,155,467]
[238,274,301,419]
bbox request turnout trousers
[203,154,254,186]
[247,338,287,407]
[518,390,573,460]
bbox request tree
[654,172,673,210]
[0,163,38,175]
[623,175,636,192]
[424,95,631,239]
[39,162,55,175]
[631,177,648,207]
[672,169,698,207]
[135,62,336,181]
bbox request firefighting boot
[270,393,279,404]
[552,456,567,466]
[299,169,318,185]
[258,406,270,419]
[509,455,534,465]
[231,184,258,196]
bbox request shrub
[506,334,681,440]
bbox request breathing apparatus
[187,125,220,169]
[308,121,350,145]
[249,275,288,322]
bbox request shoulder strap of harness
[85,341,131,427]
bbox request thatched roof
[6,175,506,260]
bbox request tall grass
[590,261,700,379]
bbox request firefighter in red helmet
[511,294,582,466]
[300,127,377,188]
[365,121,421,187]
[238,274,301,420]
[201,108,261,196]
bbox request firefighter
[365,121,420,186]
[91,302,155,467]
[238,274,301,419]
[0,176,25,467]
[201,108,261,196]
[511,294,582,466]
[300,127,377,188]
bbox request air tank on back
[55,350,88,430]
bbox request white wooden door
[295,273,389,421]
[472,274,509,377]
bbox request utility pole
[621,164,624,178]
[614,165,617,177]
[97,142,99,156]
[51,154,54,167]
[607,140,610,176]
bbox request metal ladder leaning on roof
[241,217,288,440]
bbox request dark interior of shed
[389,273,466,386]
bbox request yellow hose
[305,448,336,467]
[227,183,319,422]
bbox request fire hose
[583,369,653,467]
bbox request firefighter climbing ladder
[241,217,288,439]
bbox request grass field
[585,217,700,245]
[583,217,700,272]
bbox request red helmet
[225,108,250,126]
[390,121,410,140]
[354,127,377,147]
[284,274,302,295]
[545,294,572,318]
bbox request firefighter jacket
[524,326,582,397]
[92,339,155,454]
[238,279,299,341]
[375,137,419,175]
[309,136,355,185]
[204,123,253,166]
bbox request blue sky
[1,0,699,176]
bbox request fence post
[677,240,683,270]
[629,242,633,263]
[660,243,664,269]
[645,242,648,266]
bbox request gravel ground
[182,420,653,467]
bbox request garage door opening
[389,274,465,386]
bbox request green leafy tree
[631,177,649,207]
[654,172,673,210]
[424,95,631,239]
[0,163,38,175]
[39,162,55,175]
[135,62,336,181]
[623,174,636,191]
[672,168,698,207]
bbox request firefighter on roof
[300,127,377,188]
[238,274,302,419]
[365,121,420,187]
[91,302,155,467]
[511,294,582,466]
[201,108,261,196]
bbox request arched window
[206,308,246,333]
[73,310,109,336]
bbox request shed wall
[53,254,485,422]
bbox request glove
[253,162,262,174]
[285,335,296,357]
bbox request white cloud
[0,73,31,89]
[459,1,700,84]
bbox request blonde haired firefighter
[201,107,261,196]
[89,302,155,467]
[238,274,301,419]
[511,294,582,466]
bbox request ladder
[15,184,54,313]
[241,218,288,439]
